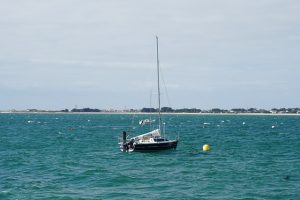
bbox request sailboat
[119,36,179,152]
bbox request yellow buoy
[203,144,210,151]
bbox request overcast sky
[1,0,299,110]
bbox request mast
[156,36,162,132]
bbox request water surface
[1,114,299,199]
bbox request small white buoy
[272,125,275,129]
[203,144,210,151]
[242,122,246,125]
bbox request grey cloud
[1,0,299,109]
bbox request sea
[0,113,299,200]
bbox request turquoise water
[1,113,299,199]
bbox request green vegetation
[140,107,300,114]
[3,107,300,114]
[71,108,101,112]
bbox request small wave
[82,168,109,175]
[0,190,11,197]
[279,132,288,135]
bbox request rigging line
[157,57,177,140]
[149,89,153,131]
[158,61,180,141]
[159,65,172,109]
[156,36,162,132]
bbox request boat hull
[133,140,178,151]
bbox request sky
[0,0,300,110]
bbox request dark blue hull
[133,140,178,151]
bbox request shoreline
[0,111,299,116]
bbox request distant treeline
[141,107,300,114]
[16,107,300,114]
[141,107,202,113]
[55,107,300,114]
[70,108,101,112]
